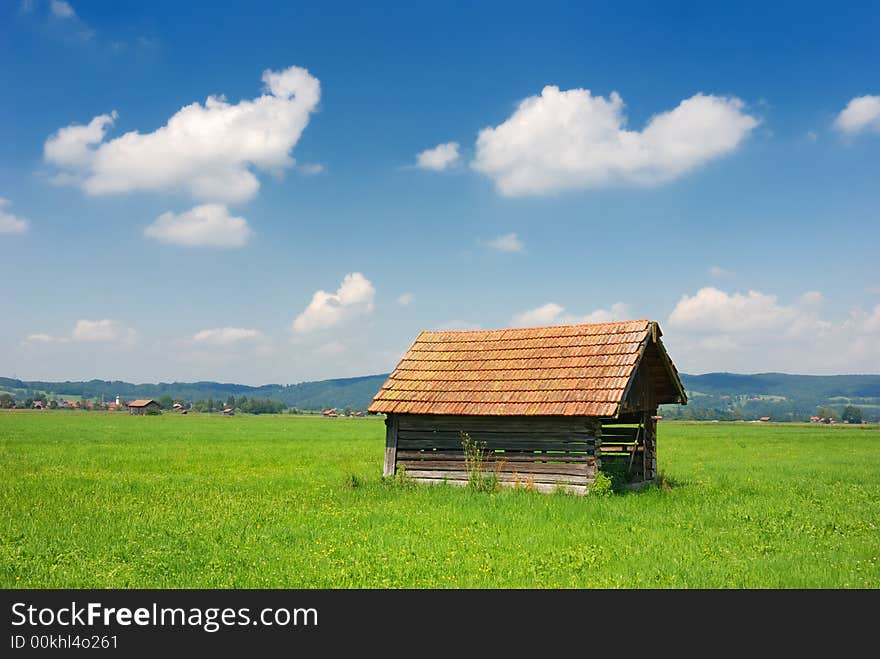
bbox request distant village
[0,392,370,417]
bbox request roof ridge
[423,319,653,335]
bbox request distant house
[127,399,160,415]
[32,401,44,410]
[758,416,771,422]
[322,408,337,417]
[173,403,183,410]
[222,408,235,416]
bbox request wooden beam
[382,413,399,478]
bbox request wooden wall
[385,411,659,494]
[385,414,601,495]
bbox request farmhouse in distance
[127,399,160,415]
[369,319,687,494]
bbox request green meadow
[1,411,878,588]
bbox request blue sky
[2,0,878,384]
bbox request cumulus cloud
[72,319,136,344]
[667,287,798,333]
[482,232,524,253]
[22,333,69,345]
[512,303,565,327]
[512,301,630,327]
[472,86,758,196]
[665,287,880,373]
[23,320,136,348]
[834,95,880,135]
[708,265,734,279]
[397,293,415,306]
[50,0,75,18]
[298,163,325,175]
[144,204,252,248]
[193,327,262,346]
[415,142,460,171]
[45,65,321,203]
[0,198,30,235]
[292,273,375,334]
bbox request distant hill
[0,374,389,411]
[678,373,880,400]
[2,372,879,420]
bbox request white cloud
[25,333,56,343]
[415,142,460,171]
[708,265,734,279]
[512,301,630,327]
[193,327,262,346]
[482,232,524,253]
[472,86,758,196]
[50,0,75,18]
[665,287,880,373]
[667,287,798,333]
[72,319,136,344]
[292,272,375,334]
[144,204,252,248]
[0,198,30,235]
[834,95,880,135]
[512,303,565,327]
[578,303,632,324]
[44,112,116,170]
[805,130,818,143]
[45,65,321,203]
[397,293,415,306]
[22,333,68,345]
[23,320,135,348]
[298,163,324,175]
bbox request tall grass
[1,412,878,588]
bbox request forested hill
[679,373,880,399]
[2,372,879,419]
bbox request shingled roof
[126,399,158,407]
[368,319,686,417]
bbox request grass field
[1,411,878,588]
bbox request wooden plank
[397,430,600,442]
[397,437,599,447]
[382,413,399,478]
[397,414,601,433]
[410,478,589,495]
[599,428,639,438]
[397,439,596,452]
[403,469,592,485]
[396,450,595,463]
[397,460,595,476]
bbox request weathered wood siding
[597,411,658,484]
[388,414,601,494]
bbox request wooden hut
[127,399,160,415]
[368,319,687,494]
